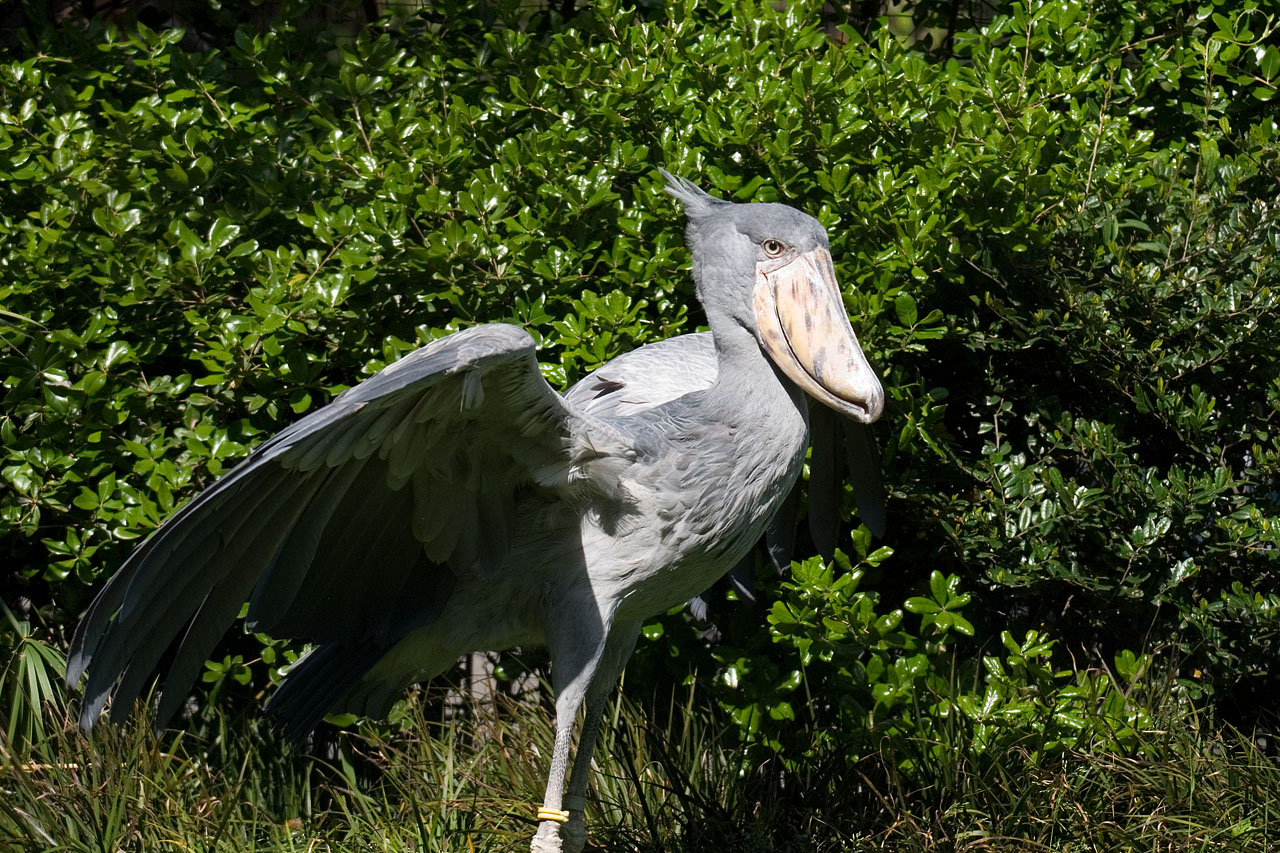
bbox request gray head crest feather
[659,169,732,217]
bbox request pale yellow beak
[753,247,884,424]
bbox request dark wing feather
[264,642,389,741]
[805,406,888,559]
[844,421,886,539]
[765,480,801,573]
[70,323,631,731]
[807,405,840,559]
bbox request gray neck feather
[701,286,809,431]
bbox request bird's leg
[530,681,589,853]
[559,621,641,853]
[530,609,615,853]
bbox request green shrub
[1,0,1278,780]
[709,540,1174,782]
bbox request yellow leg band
[536,806,570,823]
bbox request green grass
[1,680,1277,852]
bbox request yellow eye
[762,239,786,257]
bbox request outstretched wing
[68,323,633,731]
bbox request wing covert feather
[565,332,717,417]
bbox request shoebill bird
[68,171,886,853]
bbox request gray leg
[530,673,593,852]
[559,621,641,853]
[529,617,640,853]
[530,607,614,853]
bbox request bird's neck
[705,314,809,428]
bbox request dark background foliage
[2,0,1278,785]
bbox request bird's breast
[598,404,810,620]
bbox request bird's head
[662,170,884,425]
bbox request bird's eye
[762,239,786,257]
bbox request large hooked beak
[753,247,884,424]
